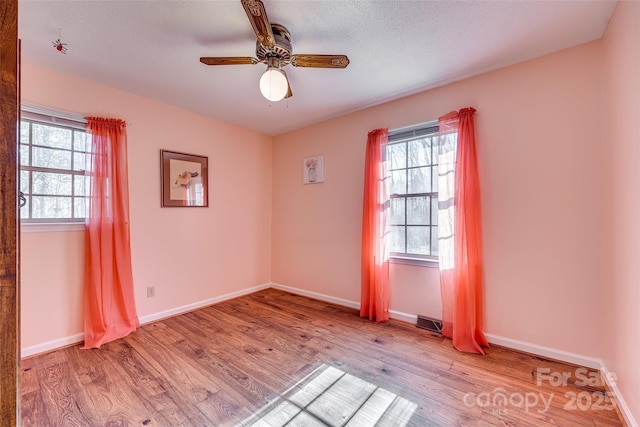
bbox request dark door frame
[0,0,20,425]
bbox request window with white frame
[19,110,90,222]
[388,124,439,262]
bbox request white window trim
[21,222,85,233]
[21,104,87,129]
[390,256,439,269]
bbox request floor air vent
[416,315,443,334]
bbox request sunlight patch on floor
[242,364,417,426]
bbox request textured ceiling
[18,1,616,136]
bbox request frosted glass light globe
[259,68,288,102]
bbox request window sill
[390,256,439,269]
[20,222,85,233]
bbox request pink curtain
[83,117,139,349]
[361,128,390,322]
[438,108,488,354]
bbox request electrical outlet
[146,286,155,298]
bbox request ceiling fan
[199,0,350,102]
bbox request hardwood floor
[21,288,623,426]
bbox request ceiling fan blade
[200,57,259,66]
[290,55,350,69]
[241,0,275,48]
[283,71,293,99]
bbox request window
[19,110,90,223]
[388,124,439,263]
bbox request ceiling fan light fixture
[259,67,288,102]
[199,1,350,102]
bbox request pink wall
[20,62,273,350]
[272,41,605,358]
[20,229,84,347]
[602,0,640,422]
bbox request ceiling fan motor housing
[256,24,292,65]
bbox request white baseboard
[138,282,271,324]
[389,310,418,324]
[21,283,271,358]
[601,365,638,427]
[269,282,416,324]
[21,333,84,358]
[484,333,603,370]
[270,282,360,309]
[269,282,418,324]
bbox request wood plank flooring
[21,288,624,426]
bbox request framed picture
[161,150,208,207]
[303,155,324,184]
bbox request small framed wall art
[161,150,209,207]
[303,155,324,184]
